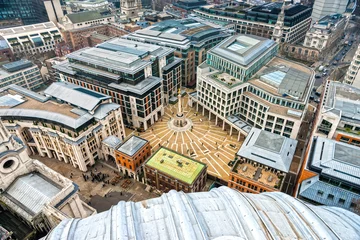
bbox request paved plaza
[138,94,243,181]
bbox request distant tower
[121,0,142,18]
[272,2,285,43]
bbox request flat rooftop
[323,81,360,124]
[5,173,61,216]
[146,147,206,184]
[65,10,113,24]
[0,22,57,36]
[250,57,313,100]
[0,60,35,79]
[117,136,148,157]
[309,136,360,186]
[209,35,277,67]
[237,127,297,173]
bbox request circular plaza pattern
[138,93,244,181]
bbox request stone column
[238,131,241,141]
[215,115,218,126]
[222,121,225,131]
[202,106,205,116]
[208,111,211,120]
[230,126,233,136]
[196,102,199,112]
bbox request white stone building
[0,82,125,172]
[303,14,346,52]
[0,59,44,91]
[191,35,314,140]
[0,120,95,234]
[0,22,62,57]
[344,43,360,87]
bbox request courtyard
[137,93,243,181]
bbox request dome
[44,187,360,240]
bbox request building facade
[144,147,207,193]
[114,135,151,181]
[344,43,360,87]
[124,18,230,87]
[58,11,127,50]
[194,2,312,44]
[54,38,181,129]
[0,82,125,172]
[303,14,346,52]
[311,0,350,23]
[191,35,314,140]
[0,22,62,57]
[0,60,44,90]
[314,81,360,146]
[0,40,14,64]
[229,128,297,194]
[121,0,142,18]
[0,120,95,236]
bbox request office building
[44,0,64,23]
[311,0,351,23]
[115,135,151,181]
[303,14,346,52]
[0,82,125,172]
[192,35,314,139]
[0,22,62,57]
[45,187,360,240]
[54,38,181,129]
[229,128,297,194]
[0,60,44,90]
[144,147,207,193]
[124,18,230,86]
[65,0,110,13]
[298,136,360,213]
[58,11,127,50]
[344,43,360,87]
[0,40,14,63]
[172,0,208,12]
[194,2,312,44]
[0,120,95,235]
[314,81,360,145]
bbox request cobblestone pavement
[34,155,159,205]
[137,94,243,181]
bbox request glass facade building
[0,0,49,25]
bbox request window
[327,194,334,200]
[338,198,345,205]
[317,190,324,197]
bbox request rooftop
[44,82,110,111]
[209,35,277,67]
[146,147,206,184]
[323,81,360,125]
[0,83,119,130]
[0,60,35,79]
[117,136,148,157]
[251,57,313,100]
[65,10,113,24]
[102,135,122,149]
[0,22,57,37]
[45,187,360,240]
[236,128,297,173]
[4,173,61,216]
[308,136,360,186]
[312,14,344,29]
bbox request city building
[194,2,312,44]
[54,38,182,129]
[44,0,64,23]
[0,22,62,57]
[311,0,352,23]
[0,82,125,172]
[0,59,44,90]
[144,147,207,193]
[45,187,360,240]
[314,81,360,146]
[121,0,142,18]
[57,11,127,50]
[64,0,110,13]
[43,57,67,82]
[303,14,346,52]
[344,43,360,87]
[172,0,208,12]
[124,19,230,86]
[0,120,95,237]
[192,35,314,139]
[0,40,14,64]
[114,135,151,181]
[152,0,176,12]
[297,136,360,213]
[0,0,49,25]
[229,128,298,194]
